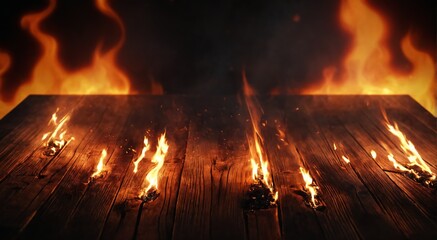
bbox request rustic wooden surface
[0,95,435,240]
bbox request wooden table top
[0,95,435,239]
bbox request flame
[303,0,436,115]
[341,155,350,164]
[133,136,150,173]
[243,71,274,192]
[333,143,337,150]
[370,150,377,159]
[385,121,435,180]
[91,149,107,178]
[42,109,73,155]
[299,167,319,207]
[140,133,169,197]
[250,158,259,181]
[0,0,131,118]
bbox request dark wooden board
[0,95,435,240]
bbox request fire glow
[384,120,436,187]
[303,0,436,115]
[243,72,278,210]
[0,0,131,118]
[91,149,108,179]
[41,109,74,156]
[140,133,169,202]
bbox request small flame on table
[299,167,323,210]
[91,149,108,179]
[41,109,74,156]
[133,136,150,173]
[382,115,436,188]
[139,132,169,202]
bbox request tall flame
[91,149,107,178]
[133,136,150,173]
[303,0,436,115]
[243,71,274,192]
[0,0,131,118]
[141,133,169,197]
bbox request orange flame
[91,149,107,178]
[41,109,73,155]
[140,132,169,197]
[243,71,274,193]
[133,136,150,173]
[299,167,319,207]
[0,0,132,118]
[385,121,435,180]
[303,0,436,115]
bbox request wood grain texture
[0,95,435,240]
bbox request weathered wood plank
[282,96,411,239]
[105,96,189,240]
[19,96,131,239]
[172,97,248,240]
[259,96,325,240]
[299,96,437,239]
[0,96,107,238]
[0,95,435,240]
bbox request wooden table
[0,95,435,239]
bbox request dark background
[0,0,435,101]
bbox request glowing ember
[333,143,337,150]
[341,156,350,164]
[384,119,436,187]
[299,167,321,209]
[42,110,74,156]
[133,136,150,173]
[303,0,436,115]
[370,150,377,159]
[91,149,107,179]
[140,133,169,201]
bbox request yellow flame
[141,133,169,196]
[300,167,319,207]
[387,153,409,172]
[333,143,337,150]
[42,110,72,152]
[303,0,436,115]
[91,149,107,178]
[133,136,150,173]
[370,150,377,159]
[243,71,274,192]
[385,121,433,177]
[341,155,350,164]
[273,191,279,201]
[250,158,259,181]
